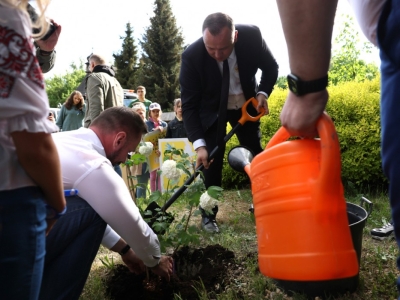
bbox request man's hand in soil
[150,256,174,281]
[121,250,146,274]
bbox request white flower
[161,160,181,181]
[199,191,218,214]
[138,142,153,156]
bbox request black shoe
[371,222,394,240]
[201,216,220,233]
[199,206,219,233]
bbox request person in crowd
[84,53,124,175]
[56,90,86,131]
[39,107,173,300]
[0,1,66,299]
[129,85,152,118]
[179,12,278,233]
[146,103,168,192]
[275,0,399,295]
[131,102,150,199]
[84,54,123,128]
[166,98,187,139]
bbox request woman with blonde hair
[56,90,86,131]
[0,1,66,299]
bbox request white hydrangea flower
[138,142,153,156]
[199,191,218,214]
[161,160,181,181]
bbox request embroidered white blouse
[0,5,58,191]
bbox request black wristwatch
[45,204,67,220]
[287,74,328,96]
[118,244,131,256]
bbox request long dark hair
[65,91,84,110]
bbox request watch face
[287,75,299,96]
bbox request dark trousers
[377,0,400,297]
[39,197,107,300]
[202,108,263,188]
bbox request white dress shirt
[52,128,160,267]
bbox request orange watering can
[228,112,358,283]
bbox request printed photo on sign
[143,129,167,172]
[158,138,196,192]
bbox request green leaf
[207,186,224,199]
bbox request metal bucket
[274,197,373,298]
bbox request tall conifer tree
[113,22,138,89]
[135,0,184,109]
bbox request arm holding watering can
[276,0,336,138]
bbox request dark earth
[104,244,247,300]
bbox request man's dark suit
[180,24,278,187]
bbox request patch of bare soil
[104,244,244,300]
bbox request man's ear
[113,132,127,149]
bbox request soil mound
[104,244,237,300]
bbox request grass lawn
[79,188,399,300]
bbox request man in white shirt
[39,107,173,300]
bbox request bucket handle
[360,196,373,217]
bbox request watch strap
[118,244,131,256]
[287,74,328,96]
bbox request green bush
[222,78,385,189]
[327,77,383,187]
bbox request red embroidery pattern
[0,24,44,98]
[0,71,15,98]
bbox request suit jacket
[179,24,278,143]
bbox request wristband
[45,204,67,220]
[118,244,131,256]
[39,49,53,56]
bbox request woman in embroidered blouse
[56,90,86,131]
[145,102,167,192]
[0,1,66,299]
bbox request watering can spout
[227,146,254,177]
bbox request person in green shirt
[129,86,152,118]
[56,91,86,131]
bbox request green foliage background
[222,78,384,190]
[113,22,138,89]
[45,62,86,108]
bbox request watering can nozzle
[227,146,254,174]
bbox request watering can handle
[265,113,342,204]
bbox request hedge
[222,77,385,190]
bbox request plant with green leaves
[124,144,223,253]
[99,255,115,270]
